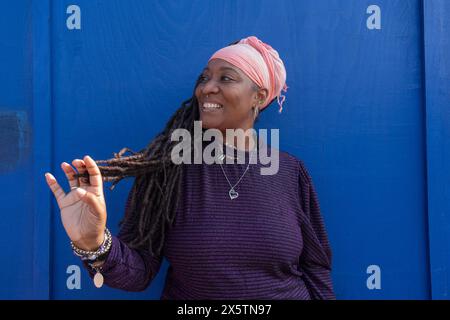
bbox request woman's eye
[199,75,233,82]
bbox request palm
[60,185,105,243]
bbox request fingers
[72,159,89,188]
[61,162,79,189]
[83,155,103,190]
[44,173,66,208]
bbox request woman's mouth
[201,102,224,112]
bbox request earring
[253,106,259,119]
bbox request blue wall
[0,0,34,300]
[0,0,448,299]
[424,0,450,300]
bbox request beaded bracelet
[71,228,112,261]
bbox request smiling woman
[44,35,335,299]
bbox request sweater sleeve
[297,160,336,300]
[82,187,163,292]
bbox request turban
[208,36,288,113]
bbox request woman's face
[195,58,267,135]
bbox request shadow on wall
[0,110,31,173]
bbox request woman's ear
[256,88,269,106]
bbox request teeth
[203,103,223,109]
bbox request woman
[44,36,335,299]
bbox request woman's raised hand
[45,155,107,251]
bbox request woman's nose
[201,79,219,96]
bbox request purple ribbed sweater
[83,143,335,299]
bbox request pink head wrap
[208,36,288,113]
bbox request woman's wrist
[71,228,112,261]
[72,232,106,251]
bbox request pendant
[229,189,239,200]
[93,271,104,288]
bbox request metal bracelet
[71,228,112,261]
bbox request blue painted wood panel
[423,0,450,300]
[0,0,35,299]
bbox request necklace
[218,149,254,200]
[223,135,257,152]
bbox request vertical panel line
[419,0,433,300]
[32,0,52,300]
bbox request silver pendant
[94,271,104,288]
[229,189,239,200]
